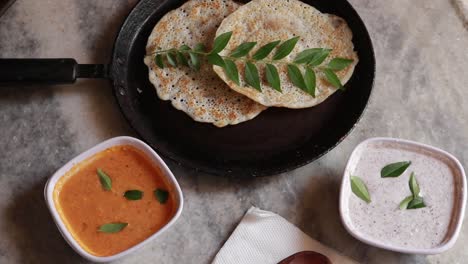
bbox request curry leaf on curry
[98,222,128,233]
[154,188,169,204]
[97,169,112,191]
[124,190,143,200]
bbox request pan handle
[0,59,109,85]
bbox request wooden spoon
[278,251,332,264]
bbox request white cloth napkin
[212,207,358,264]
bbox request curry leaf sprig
[149,31,354,97]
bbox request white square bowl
[44,136,184,262]
[339,137,466,254]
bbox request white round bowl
[44,136,184,262]
[339,137,466,255]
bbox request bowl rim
[44,136,184,262]
[339,137,467,255]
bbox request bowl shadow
[294,172,370,262]
[5,180,84,264]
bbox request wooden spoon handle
[278,251,332,264]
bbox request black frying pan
[0,0,375,177]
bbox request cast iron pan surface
[110,0,375,177]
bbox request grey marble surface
[0,0,467,263]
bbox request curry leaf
[179,44,191,51]
[224,59,240,85]
[177,51,189,66]
[273,36,300,60]
[294,48,324,64]
[98,223,128,233]
[230,42,257,58]
[207,53,226,68]
[124,190,143,200]
[166,52,177,67]
[154,188,169,204]
[307,49,331,66]
[407,196,426,209]
[252,40,281,60]
[323,68,343,89]
[304,67,316,97]
[97,169,112,191]
[245,62,261,91]
[409,172,420,198]
[147,33,358,97]
[265,64,281,92]
[381,161,412,178]
[211,31,232,54]
[399,195,413,210]
[154,54,164,69]
[400,173,426,210]
[350,176,371,203]
[327,58,354,71]
[189,52,200,71]
[287,64,306,90]
[194,43,206,53]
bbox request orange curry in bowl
[53,145,176,257]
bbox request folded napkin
[212,207,358,264]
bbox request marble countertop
[1,0,467,263]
